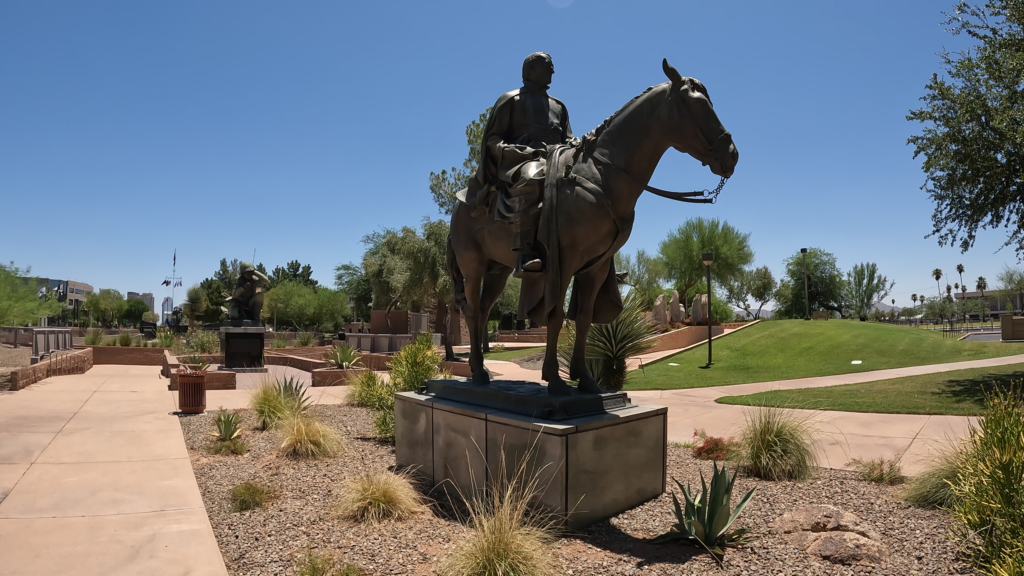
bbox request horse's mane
[585,82,668,141]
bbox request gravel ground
[0,345,32,392]
[181,405,975,576]
[509,350,546,371]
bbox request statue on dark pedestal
[460,52,577,277]
[224,261,268,324]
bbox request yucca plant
[326,343,361,370]
[652,462,756,564]
[211,409,242,442]
[557,290,655,390]
[276,376,313,416]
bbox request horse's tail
[446,233,466,313]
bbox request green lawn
[624,320,1024,391]
[716,363,1024,415]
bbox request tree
[268,260,318,289]
[933,268,944,297]
[0,263,62,326]
[84,289,126,328]
[997,265,1024,313]
[977,276,988,296]
[334,263,373,321]
[264,281,315,330]
[614,248,666,310]
[745,266,777,320]
[311,288,350,333]
[121,298,152,327]
[215,258,240,288]
[774,248,846,319]
[956,263,965,290]
[658,217,754,306]
[182,284,207,327]
[489,276,521,323]
[908,1,1024,256]
[912,293,919,309]
[429,109,489,215]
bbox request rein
[589,149,728,204]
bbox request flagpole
[165,249,182,322]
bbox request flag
[161,279,170,286]
[173,250,176,267]
[37,286,45,297]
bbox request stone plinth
[424,379,630,421]
[220,326,266,369]
[395,388,667,529]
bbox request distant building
[127,292,156,313]
[17,277,93,324]
[161,297,174,324]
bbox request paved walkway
[487,353,1024,475]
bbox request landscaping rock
[670,290,683,323]
[773,505,890,565]
[652,294,667,326]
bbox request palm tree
[977,276,988,297]
[933,269,943,297]
[956,263,965,291]
[946,284,953,299]
[912,293,918,308]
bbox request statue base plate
[423,379,630,421]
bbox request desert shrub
[249,376,312,430]
[439,448,559,576]
[295,331,317,347]
[272,334,289,348]
[490,343,506,352]
[347,370,382,408]
[739,405,816,481]
[279,414,341,459]
[849,456,904,485]
[336,469,424,523]
[176,329,220,354]
[690,429,740,461]
[101,336,117,346]
[368,380,399,442]
[902,443,964,508]
[155,328,176,348]
[84,328,105,345]
[326,343,361,369]
[388,334,441,391]
[209,439,247,455]
[231,481,272,512]
[295,551,364,576]
[116,331,134,346]
[950,386,1024,574]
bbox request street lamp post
[801,248,810,320]
[702,252,714,367]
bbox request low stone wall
[357,353,473,378]
[264,351,329,372]
[496,330,546,343]
[167,370,236,391]
[74,345,171,366]
[644,325,726,354]
[265,346,331,360]
[311,367,368,387]
[10,348,93,391]
[161,351,224,378]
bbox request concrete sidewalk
[484,353,1024,475]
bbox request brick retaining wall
[74,345,171,366]
[167,370,236,391]
[10,348,93,391]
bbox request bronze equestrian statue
[449,57,738,395]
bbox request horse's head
[660,59,738,178]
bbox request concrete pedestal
[395,390,667,528]
[220,326,266,369]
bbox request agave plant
[557,290,656,390]
[210,409,242,442]
[652,462,756,564]
[326,343,361,370]
[276,376,312,415]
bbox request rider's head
[522,52,554,89]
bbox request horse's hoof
[577,376,604,394]
[548,379,572,396]
[472,371,490,386]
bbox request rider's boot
[513,227,543,278]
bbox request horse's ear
[663,59,683,85]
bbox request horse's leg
[462,270,489,385]
[479,267,511,355]
[569,267,606,394]
[543,304,570,395]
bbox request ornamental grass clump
[155,328,176,348]
[278,414,341,459]
[295,551,364,576]
[295,331,317,347]
[902,442,964,509]
[652,462,757,565]
[272,334,289,348]
[116,331,134,347]
[949,385,1024,575]
[249,376,312,430]
[439,447,559,576]
[231,481,272,512]
[335,468,424,523]
[84,328,105,345]
[739,405,816,481]
[849,456,905,485]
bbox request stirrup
[514,255,544,278]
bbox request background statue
[460,52,577,276]
[449,59,738,395]
[224,261,268,323]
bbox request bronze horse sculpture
[448,59,738,395]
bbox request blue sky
[0,0,1009,311]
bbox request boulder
[670,290,682,323]
[652,294,667,326]
[691,294,709,324]
[772,505,889,566]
